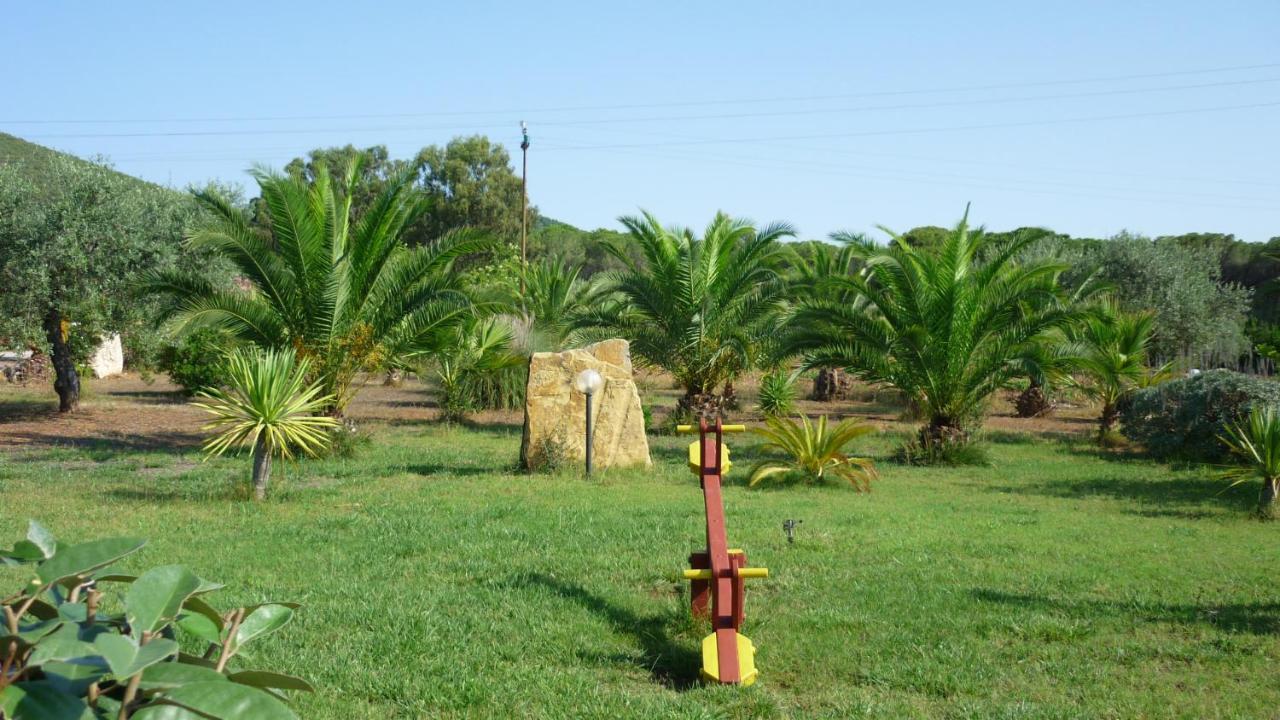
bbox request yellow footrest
[700,632,758,686]
[682,567,768,580]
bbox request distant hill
[0,133,177,197]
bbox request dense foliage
[1219,406,1280,519]
[1121,369,1280,460]
[1,521,307,719]
[147,159,489,415]
[158,328,233,396]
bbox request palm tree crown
[150,158,489,414]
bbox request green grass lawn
[2,385,1278,718]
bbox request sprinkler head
[783,519,802,543]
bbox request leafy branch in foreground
[193,347,337,500]
[748,415,877,490]
[1,521,307,719]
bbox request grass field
[2,377,1278,719]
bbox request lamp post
[575,368,603,475]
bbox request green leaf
[27,624,95,666]
[131,704,210,719]
[39,659,108,695]
[139,662,229,691]
[93,634,179,679]
[182,595,225,632]
[176,611,222,646]
[1,682,93,720]
[159,681,298,720]
[26,520,58,559]
[228,669,314,692]
[37,537,146,586]
[233,604,293,648]
[127,565,202,634]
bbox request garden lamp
[575,368,604,474]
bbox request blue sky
[4,1,1278,241]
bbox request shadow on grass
[100,389,188,405]
[972,587,1280,635]
[986,471,1255,515]
[407,462,492,477]
[2,431,202,457]
[512,572,701,690]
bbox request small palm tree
[1220,406,1280,519]
[783,207,1084,448]
[193,347,337,500]
[748,415,877,490]
[150,158,489,415]
[1074,302,1161,442]
[575,211,794,414]
[431,316,526,422]
[517,256,605,350]
[757,370,798,417]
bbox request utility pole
[520,121,530,299]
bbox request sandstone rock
[88,333,124,378]
[520,339,651,471]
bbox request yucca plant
[783,207,1084,450]
[193,347,337,500]
[575,211,794,413]
[1219,406,1280,519]
[148,158,490,415]
[748,415,877,490]
[757,370,798,417]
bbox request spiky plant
[748,415,877,490]
[193,347,337,500]
[148,158,490,415]
[432,316,526,422]
[782,206,1084,448]
[575,211,794,413]
[757,370,798,417]
[1220,406,1280,519]
[518,256,606,350]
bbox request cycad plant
[149,158,489,415]
[1074,301,1162,442]
[1219,406,1280,519]
[576,211,794,413]
[517,256,605,350]
[783,207,1083,450]
[748,415,877,490]
[432,316,526,422]
[193,347,337,500]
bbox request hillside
[0,132,177,197]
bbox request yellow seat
[700,632,758,686]
[687,440,732,476]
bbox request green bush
[1,520,308,719]
[1120,369,1280,460]
[160,329,232,395]
[757,371,797,417]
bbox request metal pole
[584,392,594,475]
[520,122,529,300]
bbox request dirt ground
[0,371,1099,453]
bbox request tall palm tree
[576,211,794,413]
[783,207,1083,446]
[149,158,489,415]
[1074,301,1162,442]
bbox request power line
[4,61,1279,126]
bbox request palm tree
[783,207,1083,447]
[149,158,489,415]
[783,237,872,401]
[1074,302,1161,442]
[1220,406,1280,519]
[516,256,605,351]
[747,415,877,490]
[432,315,526,422]
[194,347,337,500]
[576,211,794,414]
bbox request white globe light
[574,368,604,395]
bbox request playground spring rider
[677,418,769,686]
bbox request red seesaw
[677,418,769,686]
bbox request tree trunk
[251,437,272,501]
[1097,402,1119,444]
[721,379,739,410]
[1259,477,1278,520]
[920,420,968,448]
[383,368,403,387]
[1014,381,1052,418]
[43,308,80,413]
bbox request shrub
[160,329,232,395]
[1219,406,1280,519]
[0,520,308,719]
[1121,369,1280,460]
[748,415,877,490]
[757,371,797,417]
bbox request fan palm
[193,347,337,500]
[575,211,794,413]
[1074,301,1162,442]
[1219,406,1280,519]
[148,158,490,415]
[748,415,877,490]
[783,206,1083,446]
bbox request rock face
[88,334,124,378]
[520,339,651,471]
